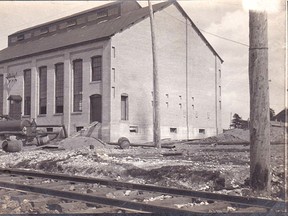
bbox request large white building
[0,0,223,143]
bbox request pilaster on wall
[30,59,38,120]
[3,65,8,115]
[101,40,112,142]
[63,52,72,135]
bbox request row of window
[10,5,120,45]
[128,127,206,135]
[23,56,102,115]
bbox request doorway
[90,94,102,123]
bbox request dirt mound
[194,126,285,144]
[195,129,249,143]
[57,137,106,150]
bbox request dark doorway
[8,95,22,120]
[90,94,102,123]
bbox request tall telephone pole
[148,0,161,148]
[249,10,271,194]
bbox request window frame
[91,56,102,82]
[121,94,128,121]
[73,59,83,112]
[38,66,47,115]
[55,63,64,114]
[23,69,31,116]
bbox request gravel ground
[0,128,285,213]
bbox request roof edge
[172,1,224,63]
[0,36,111,65]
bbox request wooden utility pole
[148,0,161,148]
[249,10,271,194]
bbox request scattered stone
[191,198,202,204]
[214,177,225,190]
[86,189,94,194]
[69,185,75,191]
[241,188,252,196]
[106,192,115,199]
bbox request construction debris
[0,127,285,214]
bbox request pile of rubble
[192,127,285,144]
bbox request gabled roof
[12,1,126,35]
[0,0,223,64]
[273,109,288,122]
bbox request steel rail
[0,180,196,214]
[0,168,284,210]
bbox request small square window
[170,128,177,133]
[17,34,24,41]
[76,126,83,132]
[199,129,205,134]
[129,126,138,133]
[67,19,77,27]
[40,27,49,34]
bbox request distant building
[0,0,223,143]
[273,109,287,123]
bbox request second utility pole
[148,0,161,148]
[249,10,271,195]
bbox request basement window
[46,128,53,132]
[199,129,205,134]
[170,128,177,133]
[129,126,138,133]
[76,126,84,132]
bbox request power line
[161,9,249,47]
[199,29,249,47]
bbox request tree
[230,113,242,129]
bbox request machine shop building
[0,0,223,143]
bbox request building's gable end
[172,1,223,63]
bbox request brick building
[0,0,223,143]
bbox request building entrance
[90,94,102,123]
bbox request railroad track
[0,168,286,214]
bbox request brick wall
[110,4,222,143]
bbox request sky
[0,0,286,129]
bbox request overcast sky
[0,0,286,128]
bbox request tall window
[91,56,102,81]
[23,69,31,115]
[55,63,64,114]
[0,74,3,115]
[73,59,83,112]
[121,94,128,120]
[39,66,47,114]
